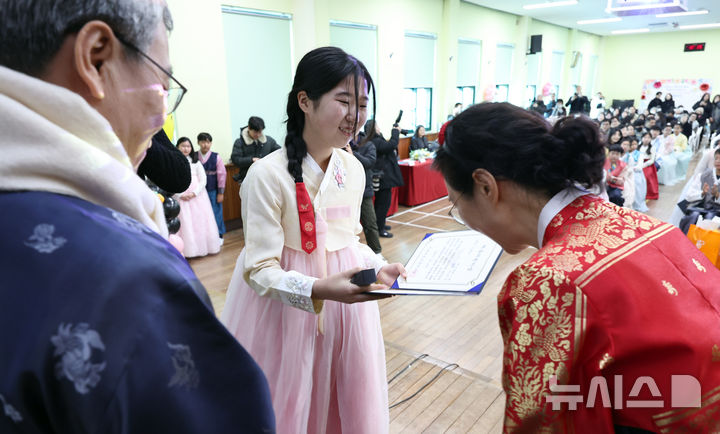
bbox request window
[404,31,436,130]
[457,39,481,110]
[495,85,509,103]
[525,85,537,108]
[456,86,475,108]
[569,51,583,96]
[495,43,514,103]
[330,21,377,117]
[221,7,292,143]
[550,51,564,100]
[402,87,432,130]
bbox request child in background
[673,123,691,180]
[656,125,679,186]
[628,137,649,212]
[639,132,659,200]
[197,132,227,245]
[175,137,221,258]
[605,144,628,207]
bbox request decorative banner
[640,79,712,112]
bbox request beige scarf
[0,65,168,237]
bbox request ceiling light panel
[523,1,578,10]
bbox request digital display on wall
[684,43,706,52]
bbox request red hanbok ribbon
[295,182,316,254]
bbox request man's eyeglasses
[448,195,465,226]
[115,34,187,114]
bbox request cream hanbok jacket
[240,148,384,313]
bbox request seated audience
[678,148,720,233]
[410,125,429,151]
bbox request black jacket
[352,141,376,199]
[230,128,281,182]
[371,129,404,189]
[137,129,191,194]
[566,95,589,114]
[660,99,675,114]
[693,100,712,125]
[410,136,428,151]
[647,97,663,112]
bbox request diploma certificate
[373,230,503,295]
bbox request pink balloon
[483,85,496,101]
[542,82,553,96]
[168,234,184,255]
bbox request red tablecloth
[388,187,399,216]
[397,159,448,206]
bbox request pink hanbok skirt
[176,185,220,258]
[221,222,388,433]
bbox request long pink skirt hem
[221,246,389,434]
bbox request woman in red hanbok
[434,103,720,433]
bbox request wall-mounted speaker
[530,34,542,54]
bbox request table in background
[397,158,447,206]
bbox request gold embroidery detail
[299,203,309,211]
[693,258,707,273]
[713,345,720,362]
[304,221,314,232]
[501,264,575,427]
[663,280,678,296]
[598,353,614,370]
[653,384,720,431]
[549,251,583,273]
[305,241,314,251]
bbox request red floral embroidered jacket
[499,194,720,433]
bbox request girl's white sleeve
[194,163,206,196]
[641,150,656,168]
[240,165,320,314]
[685,172,705,203]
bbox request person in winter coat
[347,131,382,255]
[230,116,281,183]
[364,120,403,238]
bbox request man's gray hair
[0,0,173,76]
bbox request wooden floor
[190,155,696,433]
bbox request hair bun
[550,116,606,189]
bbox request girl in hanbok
[626,137,648,212]
[672,123,691,180]
[655,125,679,186]
[433,102,720,433]
[174,137,221,258]
[221,47,405,434]
[639,132,659,200]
